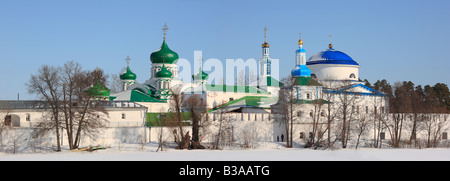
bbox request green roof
[146,112,191,127]
[293,76,322,86]
[192,69,208,81]
[130,89,166,102]
[208,96,278,112]
[267,76,284,87]
[206,84,270,94]
[85,81,110,98]
[155,64,172,78]
[150,39,179,64]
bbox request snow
[1,142,449,161]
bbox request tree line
[365,79,449,148]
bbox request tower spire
[292,32,311,77]
[259,26,271,77]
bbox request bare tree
[272,75,296,148]
[27,62,109,151]
[354,108,370,149]
[0,107,11,152]
[237,69,246,86]
[384,82,411,148]
[168,92,191,149]
[305,98,326,148]
[71,67,109,149]
[236,69,257,86]
[372,96,388,148]
[155,109,167,152]
[183,94,207,149]
[27,65,63,151]
[211,104,226,150]
[320,78,341,148]
[334,80,360,148]
[424,111,448,148]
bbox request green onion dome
[192,69,209,81]
[85,81,110,97]
[155,64,172,78]
[119,66,137,80]
[150,39,179,64]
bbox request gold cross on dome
[162,23,169,39]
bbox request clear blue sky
[1,0,449,100]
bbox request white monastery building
[1,25,448,148]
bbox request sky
[1,0,449,100]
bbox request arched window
[349,73,356,79]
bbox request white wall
[308,64,359,81]
[1,107,147,128]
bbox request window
[349,73,356,79]
[380,132,385,140]
[4,115,11,126]
[26,114,30,121]
[311,74,317,79]
[309,111,313,117]
[443,132,448,140]
[121,113,126,119]
[229,98,234,101]
[366,106,369,114]
[306,93,311,99]
[321,111,325,117]
[300,132,305,139]
[297,111,301,117]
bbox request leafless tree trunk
[354,110,369,149]
[320,79,340,148]
[27,62,109,151]
[27,65,62,151]
[384,82,411,148]
[335,80,360,148]
[274,76,296,148]
[183,94,207,149]
[170,93,190,149]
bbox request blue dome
[306,49,359,66]
[291,65,311,77]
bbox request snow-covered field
[1,142,449,161]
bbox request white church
[1,25,448,148]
